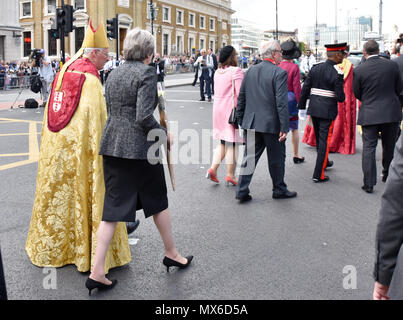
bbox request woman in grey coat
[86,28,193,295]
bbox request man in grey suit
[373,136,403,300]
[353,40,403,193]
[235,41,297,202]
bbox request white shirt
[40,56,54,82]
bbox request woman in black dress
[86,28,193,295]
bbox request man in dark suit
[208,48,218,95]
[299,43,346,183]
[0,247,7,300]
[149,53,165,84]
[192,51,201,86]
[353,40,403,193]
[373,136,403,300]
[395,46,403,139]
[235,41,297,202]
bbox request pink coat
[213,66,244,143]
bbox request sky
[231,0,403,35]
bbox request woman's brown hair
[219,50,238,68]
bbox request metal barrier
[164,64,194,75]
[0,74,31,91]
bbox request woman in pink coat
[206,46,244,186]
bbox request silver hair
[260,41,280,59]
[83,48,104,55]
[123,28,155,61]
[200,48,207,54]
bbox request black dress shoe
[293,157,305,164]
[236,195,252,203]
[362,185,374,194]
[313,176,330,183]
[126,220,140,235]
[199,98,205,102]
[85,277,118,296]
[326,160,334,169]
[163,256,194,273]
[272,190,297,199]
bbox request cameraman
[149,53,165,85]
[34,49,54,108]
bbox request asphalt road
[0,84,387,300]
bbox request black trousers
[0,247,7,301]
[192,69,198,86]
[200,73,211,100]
[211,70,216,94]
[311,117,334,180]
[361,122,400,187]
[236,131,288,198]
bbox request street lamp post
[335,0,338,43]
[275,0,279,41]
[315,0,318,57]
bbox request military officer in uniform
[299,43,346,183]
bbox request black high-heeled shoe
[163,256,194,273]
[85,277,118,296]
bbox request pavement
[0,83,387,300]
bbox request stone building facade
[0,0,23,61]
[18,0,233,60]
[143,0,234,56]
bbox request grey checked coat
[100,60,167,160]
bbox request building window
[163,7,170,23]
[210,40,214,52]
[176,35,183,53]
[48,30,57,56]
[176,10,183,25]
[74,0,86,11]
[200,39,205,50]
[189,37,195,54]
[23,31,32,57]
[210,18,215,31]
[21,1,32,18]
[200,16,205,29]
[189,13,195,27]
[47,0,57,14]
[75,27,85,52]
[163,34,169,55]
[0,36,4,61]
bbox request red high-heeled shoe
[206,169,219,183]
[225,176,238,187]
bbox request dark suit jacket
[298,60,345,120]
[394,55,403,104]
[236,61,289,134]
[354,56,403,126]
[100,61,167,160]
[149,60,165,83]
[374,136,403,290]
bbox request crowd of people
[1,16,403,300]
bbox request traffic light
[107,17,118,39]
[64,5,76,34]
[50,29,60,40]
[56,7,65,29]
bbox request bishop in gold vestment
[26,21,131,273]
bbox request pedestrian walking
[208,48,218,95]
[235,40,297,203]
[303,45,357,155]
[206,46,244,186]
[194,49,214,102]
[279,39,305,164]
[87,28,193,295]
[353,40,403,193]
[26,21,131,273]
[373,136,403,300]
[298,43,346,183]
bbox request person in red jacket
[279,40,305,164]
